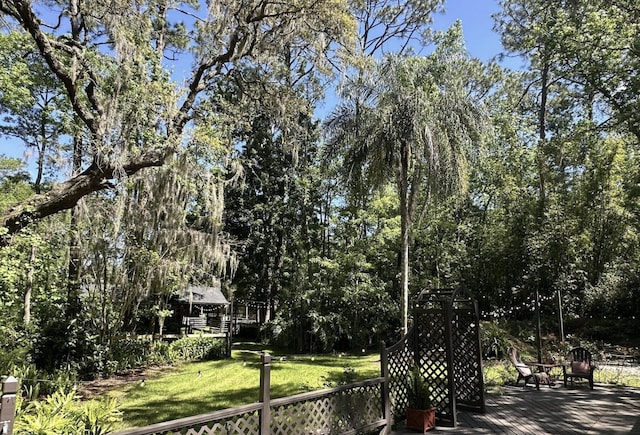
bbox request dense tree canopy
[327,28,489,333]
[1,0,639,376]
[0,0,354,234]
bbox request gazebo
[178,283,230,333]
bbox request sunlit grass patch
[595,365,640,388]
[105,345,380,429]
[483,360,514,393]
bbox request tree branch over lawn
[1,147,169,233]
[0,0,354,236]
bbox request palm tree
[327,29,486,334]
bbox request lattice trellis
[385,287,485,428]
[415,305,454,424]
[452,299,484,410]
[385,328,414,419]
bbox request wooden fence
[112,353,391,435]
[1,376,17,435]
[0,352,391,435]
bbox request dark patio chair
[563,346,596,390]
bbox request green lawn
[106,343,381,430]
[94,343,640,431]
[595,366,640,387]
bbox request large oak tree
[0,0,354,235]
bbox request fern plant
[406,367,433,409]
[14,388,122,435]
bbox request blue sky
[434,0,512,65]
[1,0,509,172]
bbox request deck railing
[111,353,391,435]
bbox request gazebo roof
[179,285,229,305]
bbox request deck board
[391,383,640,434]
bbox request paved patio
[392,383,640,434]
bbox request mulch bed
[76,366,172,399]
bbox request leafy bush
[110,337,227,368]
[168,336,227,361]
[109,338,154,372]
[15,388,122,435]
[71,337,178,378]
[0,324,34,375]
[10,364,77,402]
[147,340,176,366]
[480,321,511,359]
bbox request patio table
[525,362,564,385]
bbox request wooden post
[229,299,234,357]
[557,290,565,343]
[471,297,486,413]
[444,298,457,427]
[1,376,18,435]
[259,353,271,435]
[380,343,391,434]
[225,302,232,358]
[535,288,542,365]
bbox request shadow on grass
[116,343,381,429]
[120,384,261,428]
[121,377,378,430]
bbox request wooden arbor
[385,288,485,427]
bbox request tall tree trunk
[534,55,550,300]
[399,140,411,335]
[65,4,83,358]
[397,138,424,336]
[536,59,549,215]
[35,115,46,194]
[24,244,36,324]
[66,127,83,322]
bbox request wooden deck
[392,383,640,434]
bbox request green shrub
[78,338,179,378]
[78,396,123,435]
[0,324,36,375]
[98,338,182,377]
[480,321,511,359]
[168,336,227,361]
[15,388,122,435]
[10,364,77,402]
[406,367,432,409]
[147,340,176,366]
[109,338,154,372]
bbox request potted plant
[406,367,436,433]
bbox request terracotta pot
[406,406,436,433]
